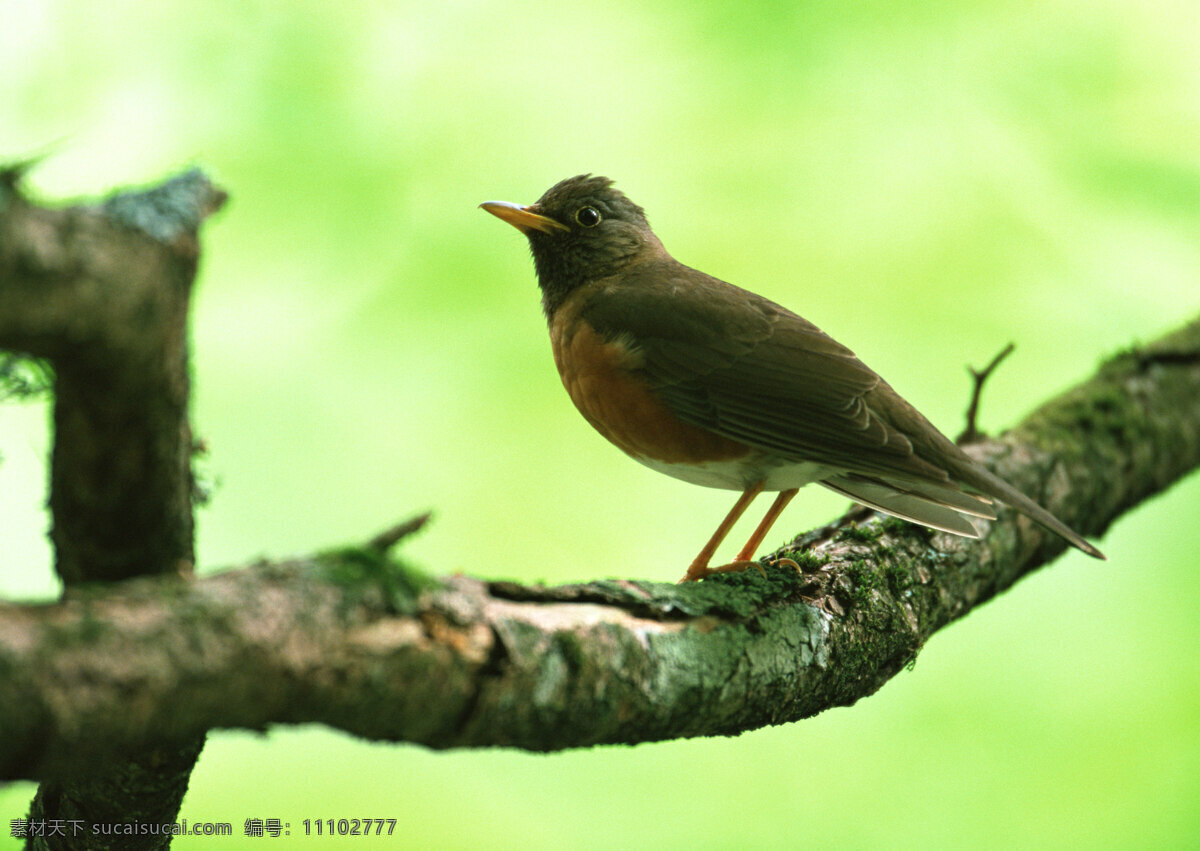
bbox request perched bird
[481,175,1105,581]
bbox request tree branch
[1,314,1197,778]
[0,166,224,584]
[1,166,225,847]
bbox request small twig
[0,156,42,191]
[957,342,1015,444]
[0,141,70,191]
[367,512,432,553]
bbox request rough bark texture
[0,315,1195,778]
[0,168,222,583]
[0,167,225,848]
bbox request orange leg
[680,482,763,582]
[733,488,799,562]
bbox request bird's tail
[823,464,1105,560]
[948,460,1106,560]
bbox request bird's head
[481,175,662,315]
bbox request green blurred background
[3,0,1199,846]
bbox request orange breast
[549,295,750,465]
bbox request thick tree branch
[1,166,224,847]
[0,167,224,584]
[0,315,1197,778]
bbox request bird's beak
[479,200,569,234]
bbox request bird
[480,175,1105,581]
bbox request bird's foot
[678,559,768,583]
[770,557,801,571]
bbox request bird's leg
[733,487,799,562]
[679,482,764,582]
[700,484,801,578]
[699,488,801,579]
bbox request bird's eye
[575,206,601,227]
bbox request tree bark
[0,166,225,848]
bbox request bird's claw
[679,559,769,583]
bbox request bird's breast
[548,294,751,471]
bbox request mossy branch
[1,315,1198,778]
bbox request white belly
[632,454,834,492]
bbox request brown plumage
[481,175,1105,580]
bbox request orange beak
[479,200,568,234]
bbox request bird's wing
[579,261,961,485]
